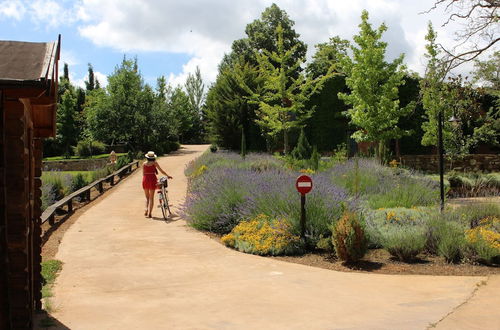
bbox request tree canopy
[338,10,414,157]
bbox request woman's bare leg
[143,189,149,215]
[147,189,155,217]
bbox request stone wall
[43,158,108,171]
[400,154,500,173]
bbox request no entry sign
[296,175,313,195]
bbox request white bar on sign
[297,182,312,187]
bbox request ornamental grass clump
[328,158,439,208]
[332,211,367,262]
[221,214,303,256]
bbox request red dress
[142,163,157,190]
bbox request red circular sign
[296,175,313,195]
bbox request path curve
[46,145,496,329]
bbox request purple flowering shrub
[183,152,352,241]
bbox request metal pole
[300,194,306,239]
[438,111,445,212]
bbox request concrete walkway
[46,145,499,329]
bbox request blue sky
[0,0,481,89]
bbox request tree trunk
[283,129,289,155]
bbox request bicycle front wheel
[158,192,168,220]
[163,187,171,216]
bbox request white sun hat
[145,151,157,159]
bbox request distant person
[109,150,117,164]
[142,151,172,218]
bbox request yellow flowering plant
[465,216,500,264]
[221,214,303,256]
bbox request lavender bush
[183,152,353,241]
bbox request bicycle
[157,176,171,219]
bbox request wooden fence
[41,160,140,225]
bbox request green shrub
[365,207,433,248]
[42,173,73,201]
[210,144,218,153]
[221,214,304,256]
[316,235,334,253]
[291,128,312,160]
[72,173,88,191]
[332,211,367,262]
[74,140,106,157]
[447,171,500,197]
[91,166,114,182]
[114,155,130,170]
[310,146,320,171]
[381,226,426,262]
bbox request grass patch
[43,153,126,161]
[42,171,94,182]
[41,260,62,299]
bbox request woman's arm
[155,162,172,179]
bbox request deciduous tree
[338,10,414,159]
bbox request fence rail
[41,160,140,225]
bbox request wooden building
[0,37,60,329]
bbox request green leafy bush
[316,235,334,252]
[291,128,312,160]
[427,218,466,263]
[310,146,320,171]
[114,155,130,170]
[332,211,367,262]
[72,173,88,191]
[221,214,304,256]
[74,140,106,157]
[210,144,218,153]
[381,226,426,262]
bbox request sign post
[295,175,313,239]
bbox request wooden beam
[33,127,54,138]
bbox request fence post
[110,175,115,186]
[98,181,103,193]
[86,189,91,201]
[49,214,54,225]
[67,199,73,213]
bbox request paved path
[46,145,499,329]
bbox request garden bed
[203,232,499,276]
[184,151,500,273]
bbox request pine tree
[252,24,325,154]
[291,128,312,160]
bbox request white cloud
[72,70,108,89]
[0,0,26,20]
[13,0,488,83]
[1,0,79,27]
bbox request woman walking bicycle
[142,151,172,218]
